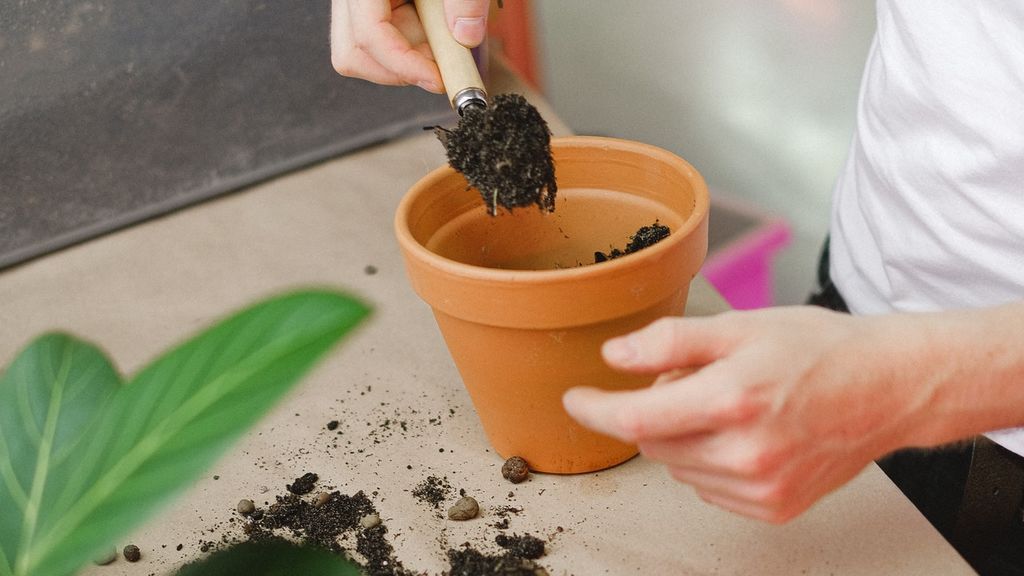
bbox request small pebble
[259,485,269,494]
[236,499,255,516]
[447,496,480,521]
[502,456,530,484]
[123,544,141,563]
[360,513,382,529]
[93,548,117,565]
[327,420,339,431]
[364,265,378,275]
[314,492,332,508]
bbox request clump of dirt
[495,533,545,560]
[286,472,319,495]
[594,221,671,263]
[501,456,530,484]
[432,93,556,216]
[190,470,560,576]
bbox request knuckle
[734,446,781,478]
[754,480,789,508]
[331,52,355,76]
[711,388,764,426]
[764,504,799,524]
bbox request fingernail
[416,80,441,93]
[453,16,486,46]
[603,336,638,366]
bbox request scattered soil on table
[432,93,556,216]
[447,544,549,576]
[243,484,411,576]
[170,380,565,575]
[200,472,558,576]
[412,475,454,509]
[594,221,671,263]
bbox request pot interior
[425,187,685,271]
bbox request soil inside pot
[594,221,671,263]
[425,188,683,271]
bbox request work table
[0,66,974,575]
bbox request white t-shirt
[829,1,1024,455]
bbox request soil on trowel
[594,221,671,263]
[432,93,556,216]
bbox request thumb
[444,0,489,47]
[602,316,737,374]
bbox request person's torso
[830,0,1024,315]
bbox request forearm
[890,299,1024,447]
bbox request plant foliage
[175,539,361,576]
[0,290,369,576]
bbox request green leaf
[0,290,369,576]
[175,539,362,576]
[0,334,122,576]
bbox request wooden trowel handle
[414,0,487,112]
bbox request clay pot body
[395,136,709,473]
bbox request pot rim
[395,135,710,285]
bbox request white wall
[533,1,877,304]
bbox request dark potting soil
[244,488,412,576]
[594,221,671,263]
[286,472,319,495]
[411,474,453,509]
[494,533,545,560]
[432,93,556,216]
[447,545,549,576]
[233,476,555,576]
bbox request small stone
[327,420,339,431]
[259,485,269,494]
[123,544,141,563]
[364,265,378,275]
[93,548,117,565]
[360,513,382,529]
[314,492,332,508]
[502,456,530,484]
[236,499,255,516]
[447,496,480,521]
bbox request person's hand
[330,0,490,93]
[562,307,944,523]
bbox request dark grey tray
[0,1,453,269]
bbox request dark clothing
[807,238,1024,576]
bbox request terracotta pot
[395,136,709,473]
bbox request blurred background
[1,1,877,307]
[525,0,877,305]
